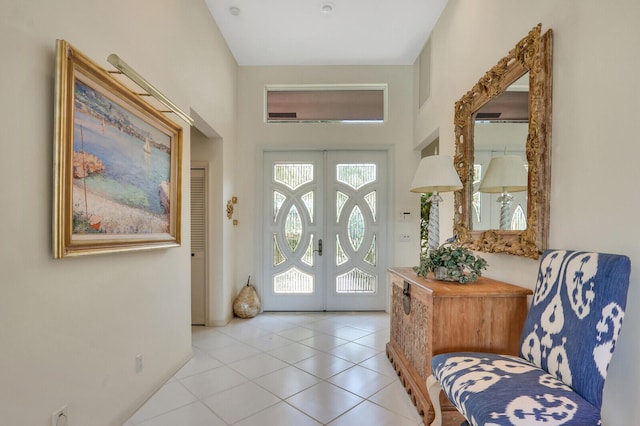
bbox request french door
[262,150,387,311]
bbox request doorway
[262,150,388,311]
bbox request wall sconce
[479,155,528,230]
[227,196,238,225]
[410,155,462,251]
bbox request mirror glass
[453,25,552,258]
[473,74,528,231]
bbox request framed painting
[53,40,182,258]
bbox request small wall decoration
[53,40,183,257]
[226,196,238,225]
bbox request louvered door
[190,167,206,324]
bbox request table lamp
[410,155,463,252]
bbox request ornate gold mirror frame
[453,24,553,258]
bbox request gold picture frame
[53,40,182,258]
[453,25,552,258]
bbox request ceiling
[204,0,449,66]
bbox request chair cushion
[519,250,631,409]
[432,352,602,425]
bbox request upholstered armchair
[426,250,631,426]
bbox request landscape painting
[54,40,182,258]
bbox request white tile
[299,334,349,351]
[284,313,332,325]
[218,322,271,341]
[128,381,198,424]
[328,341,380,364]
[228,352,288,379]
[268,342,320,364]
[286,381,363,424]
[174,348,223,379]
[359,352,399,377]
[265,312,311,322]
[204,341,262,364]
[179,365,248,399]
[304,319,346,334]
[369,380,423,423]
[330,326,373,341]
[254,365,321,399]
[135,401,226,426]
[192,332,240,353]
[241,315,295,333]
[272,314,322,327]
[353,331,389,351]
[202,381,280,424]
[329,400,418,426]
[328,365,396,398]
[191,326,221,342]
[233,401,322,426]
[294,353,355,379]
[246,333,294,351]
[276,326,319,341]
[334,315,390,333]
[126,312,394,426]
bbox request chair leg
[426,375,443,426]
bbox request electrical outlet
[399,233,411,242]
[51,406,68,426]
[136,354,143,374]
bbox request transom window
[265,85,387,123]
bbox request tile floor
[123,312,423,426]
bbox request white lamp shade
[409,155,463,193]
[479,155,528,193]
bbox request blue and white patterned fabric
[431,250,631,426]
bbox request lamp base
[497,193,513,230]
[427,193,443,251]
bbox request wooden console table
[386,267,532,425]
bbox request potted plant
[414,242,488,284]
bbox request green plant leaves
[413,244,488,284]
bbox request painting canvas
[54,40,182,257]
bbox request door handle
[314,239,323,256]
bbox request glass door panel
[325,151,387,310]
[263,150,387,311]
[263,152,325,310]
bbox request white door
[190,167,206,325]
[262,150,387,311]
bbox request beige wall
[417,0,640,423]
[0,0,237,424]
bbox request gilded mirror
[453,24,552,258]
